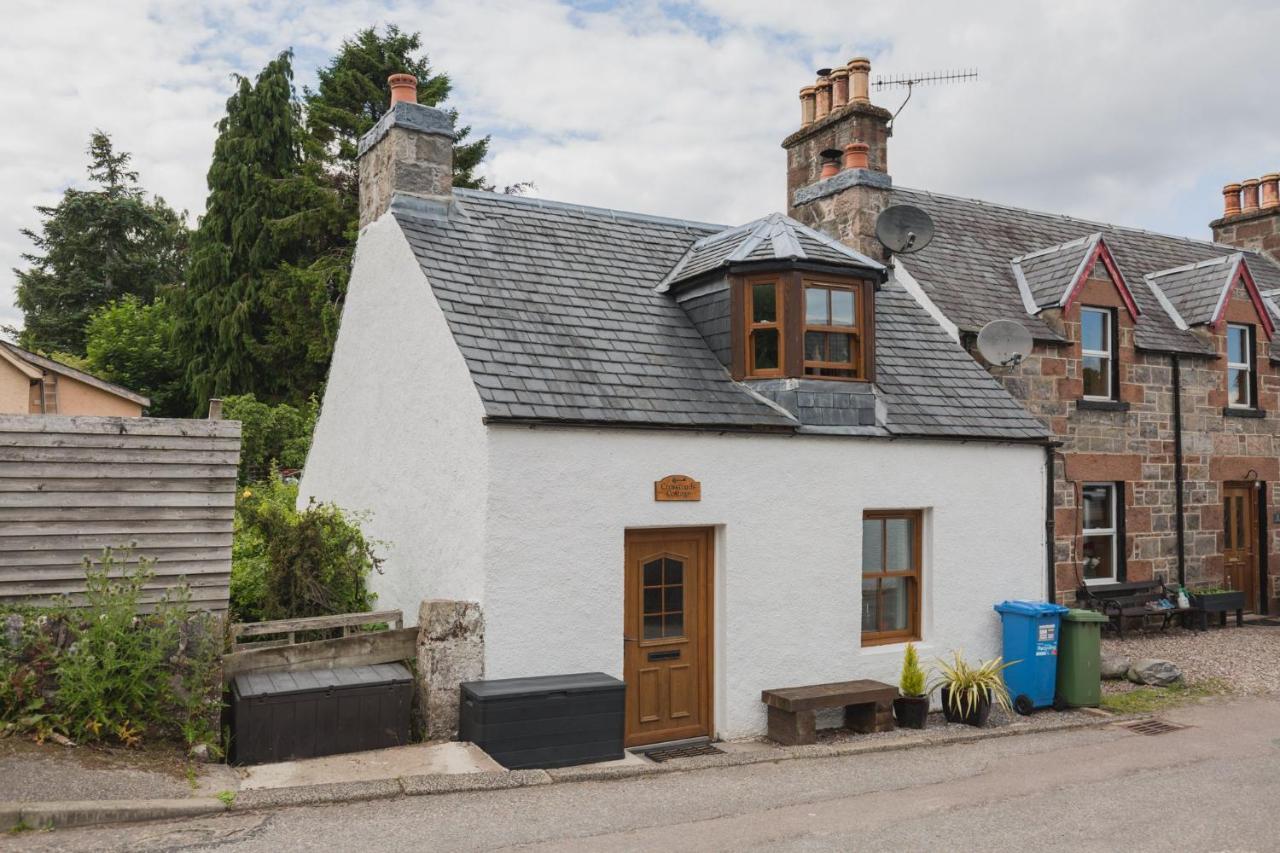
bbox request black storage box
[231,663,412,765]
[459,672,625,769]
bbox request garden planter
[940,687,992,727]
[893,695,929,729]
[1190,590,1246,630]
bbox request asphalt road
[14,696,1280,852]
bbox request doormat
[644,743,725,762]
[1122,719,1187,736]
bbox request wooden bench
[760,679,896,746]
[1076,581,1188,638]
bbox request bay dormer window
[733,271,874,382]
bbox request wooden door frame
[1224,482,1263,613]
[623,526,715,747]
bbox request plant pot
[940,686,992,727]
[1191,591,1245,613]
[893,695,929,729]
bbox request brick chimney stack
[356,74,456,228]
[1212,171,1280,265]
[783,57,893,263]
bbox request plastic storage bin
[993,600,1069,714]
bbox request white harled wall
[299,214,490,620]
[482,426,1045,739]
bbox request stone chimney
[784,57,893,263]
[356,74,456,228]
[1212,171,1280,265]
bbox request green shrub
[0,550,224,748]
[898,642,927,697]
[221,394,317,483]
[231,474,381,623]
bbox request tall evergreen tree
[13,132,187,355]
[174,51,308,405]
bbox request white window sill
[858,639,934,657]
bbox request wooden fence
[0,414,241,611]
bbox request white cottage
[301,76,1050,743]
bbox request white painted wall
[482,426,1045,739]
[299,214,490,622]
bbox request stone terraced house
[782,62,1280,613]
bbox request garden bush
[0,550,223,749]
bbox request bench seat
[760,679,896,745]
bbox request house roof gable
[0,342,150,407]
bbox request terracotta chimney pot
[388,73,418,107]
[830,67,850,109]
[819,148,842,179]
[1241,178,1261,213]
[843,142,870,170]
[1261,174,1280,209]
[1223,183,1242,216]
[847,57,871,104]
[799,86,817,127]
[815,73,833,121]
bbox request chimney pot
[1223,183,1242,216]
[1260,174,1280,209]
[819,148,842,179]
[830,67,849,109]
[799,86,817,127]
[815,74,833,121]
[388,73,418,107]
[847,57,871,104]
[1241,178,1261,213]
[843,142,870,170]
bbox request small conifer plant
[899,643,927,698]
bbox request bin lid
[1062,608,1109,622]
[234,663,412,699]
[462,672,623,700]
[993,599,1069,617]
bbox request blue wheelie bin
[993,600,1069,715]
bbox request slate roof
[391,189,1047,441]
[0,341,150,407]
[658,212,883,290]
[892,187,1280,357]
[1145,253,1241,328]
[1011,234,1099,312]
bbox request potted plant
[930,650,1013,727]
[1188,584,1246,630]
[893,643,930,729]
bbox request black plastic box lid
[461,672,623,700]
[234,663,412,699]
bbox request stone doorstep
[0,713,1122,832]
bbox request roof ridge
[451,187,725,233]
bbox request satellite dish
[976,319,1034,368]
[875,204,935,254]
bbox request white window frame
[1081,307,1114,401]
[1081,482,1118,585]
[1226,323,1254,409]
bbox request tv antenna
[976,319,1033,369]
[873,68,978,129]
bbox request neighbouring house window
[747,280,783,376]
[1227,323,1255,409]
[1081,483,1120,583]
[861,511,921,644]
[804,282,860,378]
[1081,306,1116,400]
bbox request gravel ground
[1101,621,1280,694]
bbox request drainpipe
[1045,442,1061,601]
[1172,354,1187,586]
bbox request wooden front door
[623,528,713,747]
[1223,484,1260,611]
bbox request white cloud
[3,0,1280,332]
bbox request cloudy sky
[3,0,1279,333]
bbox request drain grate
[1123,719,1187,736]
[644,743,726,762]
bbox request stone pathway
[1102,621,1280,694]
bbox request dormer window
[1081,306,1117,401]
[733,272,873,382]
[1227,323,1256,409]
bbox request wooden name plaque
[654,475,701,502]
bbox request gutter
[1172,354,1187,586]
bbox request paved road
[15,696,1280,852]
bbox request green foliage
[13,131,187,355]
[0,550,223,748]
[216,790,237,807]
[1099,678,1229,714]
[79,295,189,416]
[929,650,1014,717]
[898,642,927,697]
[231,475,381,623]
[221,393,316,483]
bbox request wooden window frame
[1226,323,1256,410]
[1081,482,1124,585]
[1080,306,1117,402]
[860,510,922,646]
[802,280,865,380]
[731,271,875,382]
[745,276,785,378]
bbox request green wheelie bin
[1056,608,1108,707]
